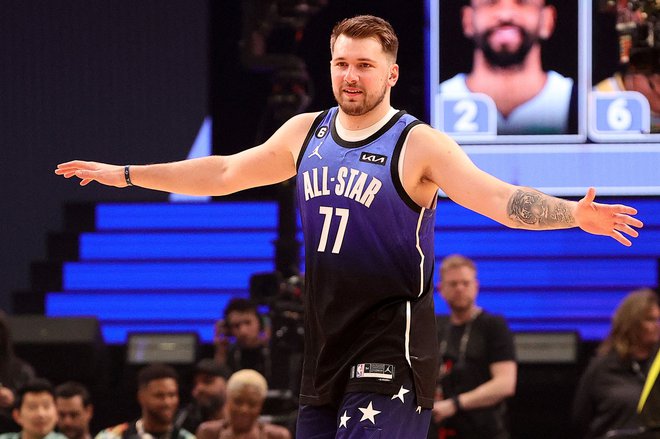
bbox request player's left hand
[575,187,643,247]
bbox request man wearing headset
[214,298,272,384]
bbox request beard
[144,406,175,428]
[448,299,474,315]
[199,394,224,419]
[60,426,85,439]
[474,25,538,68]
[333,81,387,116]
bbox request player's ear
[461,6,475,38]
[11,408,21,426]
[388,64,399,86]
[539,5,557,40]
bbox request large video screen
[429,0,659,196]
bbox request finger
[56,164,78,173]
[581,187,596,204]
[57,161,100,176]
[56,161,76,169]
[614,223,639,238]
[57,171,78,179]
[57,160,93,169]
[611,230,632,247]
[80,178,93,186]
[611,205,638,215]
[57,160,81,167]
[55,167,82,176]
[616,214,644,228]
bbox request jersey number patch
[317,206,349,254]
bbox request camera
[249,272,305,393]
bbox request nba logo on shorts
[356,364,365,378]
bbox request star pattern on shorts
[339,410,351,429]
[358,401,381,425]
[391,385,410,403]
[416,406,422,414]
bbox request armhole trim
[391,120,426,213]
[295,110,330,171]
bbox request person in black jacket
[572,288,660,439]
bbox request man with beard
[429,255,517,439]
[175,359,229,433]
[55,382,94,439]
[56,14,642,438]
[440,0,575,134]
[95,364,194,439]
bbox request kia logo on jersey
[359,152,387,166]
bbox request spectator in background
[175,359,230,433]
[95,364,194,439]
[429,255,517,439]
[54,382,93,439]
[0,378,66,439]
[0,312,36,432]
[572,288,660,439]
[440,0,575,134]
[196,369,290,439]
[214,298,272,383]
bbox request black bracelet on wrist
[124,165,134,187]
[451,395,462,412]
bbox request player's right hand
[55,160,128,187]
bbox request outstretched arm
[507,186,642,246]
[405,126,643,246]
[55,112,319,196]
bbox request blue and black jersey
[295,107,438,409]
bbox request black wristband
[452,395,462,412]
[124,165,134,187]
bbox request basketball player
[56,15,642,438]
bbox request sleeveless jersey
[295,107,438,409]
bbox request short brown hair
[439,254,477,278]
[330,15,399,61]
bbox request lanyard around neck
[439,308,482,366]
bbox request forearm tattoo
[507,189,574,228]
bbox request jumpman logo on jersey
[308,142,324,160]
